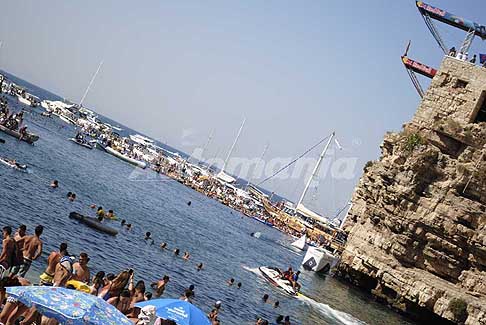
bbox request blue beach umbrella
[6,286,132,325]
[136,299,211,325]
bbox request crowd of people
[0,98,28,138]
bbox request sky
[1,0,486,218]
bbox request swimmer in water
[121,219,126,227]
[50,180,58,188]
[173,248,180,256]
[187,201,191,206]
[262,294,269,303]
[144,232,154,245]
[196,263,203,271]
[227,278,235,286]
[125,224,132,231]
[160,242,167,249]
[182,252,190,261]
[237,282,242,289]
[273,301,280,308]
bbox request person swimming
[96,207,105,218]
[50,180,58,188]
[160,242,167,249]
[173,248,180,256]
[237,282,242,289]
[196,262,203,271]
[227,278,235,286]
[262,294,269,303]
[187,201,191,206]
[144,232,154,245]
[182,252,190,260]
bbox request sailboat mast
[79,60,103,107]
[295,131,335,213]
[246,143,269,190]
[200,129,214,163]
[221,118,246,173]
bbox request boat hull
[301,246,338,273]
[0,125,39,144]
[69,212,118,236]
[103,145,147,169]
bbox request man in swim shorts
[19,225,44,277]
[40,243,68,286]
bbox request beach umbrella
[136,299,211,325]
[6,286,132,325]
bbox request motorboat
[259,266,297,296]
[101,145,147,169]
[301,246,339,273]
[0,125,39,144]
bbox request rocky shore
[337,56,486,324]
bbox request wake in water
[241,264,366,325]
[296,294,367,325]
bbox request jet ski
[259,266,297,296]
[0,157,27,172]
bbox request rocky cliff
[337,56,486,324]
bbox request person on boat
[72,252,90,283]
[0,226,15,277]
[470,54,477,64]
[40,242,68,286]
[151,275,170,298]
[50,180,59,188]
[18,125,28,141]
[18,225,44,277]
[282,267,293,281]
[291,271,301,292]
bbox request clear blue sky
[1,1,485,217]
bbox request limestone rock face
[338,56,486,324]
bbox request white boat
[129,134,154,146]
[291,234,306,250]
[17,96,31,106]
[301,246,339,273]
[53,112,76,125]
[104,146,147,169]
[259,266,297,296]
